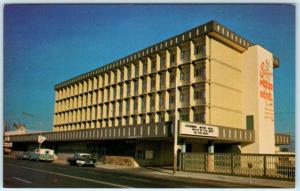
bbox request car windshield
[80,154,91,159]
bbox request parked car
[276,156,295,179]
[30,149,55,162]
[67,153,96,167]
[16,151,31,160]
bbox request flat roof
[54,20,278,90]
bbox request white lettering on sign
[180,121,219,137]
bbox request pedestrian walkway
[148,167,294,188]
[94,163,295,188]
[51,158,294,188]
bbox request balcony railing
[159,104,165,111]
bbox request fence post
[263,155,267,177]
[204,154,207,172]
[231,154,234,175]
[179,153,182,171]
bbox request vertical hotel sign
[259,59,274,121]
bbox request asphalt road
[3,157,266,188]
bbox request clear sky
[4,4,295,136]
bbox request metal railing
[180,153,295,180]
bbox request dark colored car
[16,151,31,160]
[67,153,96,167]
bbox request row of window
[56,52,206,101]
[54,111,206,128]
[55,88,206,114]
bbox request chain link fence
[180,153,295,180]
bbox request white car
[67,153,96,167]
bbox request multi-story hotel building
[9,20,290,166]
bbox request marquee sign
[179,121,219,137]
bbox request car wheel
[78,163,83,167]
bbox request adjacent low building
[7,20,291,166]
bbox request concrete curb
[143,167,295,188]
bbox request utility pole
[173,65,179,175]
[23,112,44,149]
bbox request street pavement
[3,157,275,188]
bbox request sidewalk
[94,163,295,188]
[52,159,295,188]
[145,167,295,188]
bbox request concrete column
[156,54,161,71]
[207,140,215,172]
[165,49,170,68]
[208,140,214,153]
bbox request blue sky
[4,4,295,135]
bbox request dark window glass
[246,115,254,130]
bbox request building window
[118,118,122,126]
[160,57,165,68]
[119,85,123,98]
[180,71,184,81]
[170,95,174,104]
[143,79,147,91]
[151,97,155,109]
[159,95,163,106]
[180,113,189,121]
[126,117,130,126]
[127,83,130,96]
[136,150,145,159]
[143,63,147,75]
[126,101,130,114]
[194,67,206,79]
[181,50,185,60]
[170,74,175,84]
[246,115,254,130]
[134,99,138,111]
[151,60,156,72]
[194,91,200,99]
[134,81,138,93]
[180,93,184,102]
[194,112,205,123]
[194,45,201,55]
[160,76,165,89]
[113,87,116,98]
[194,45,206,57]
[142,116,146,123]
[151,77,156,89]
[150,115,155,123]
[127,67,131,80]
[120,69,124,81]
[159,114,165,122]
[135,64,139,77]
[114,71,117,83]
[170,54,175,64]
[119,102,122,114]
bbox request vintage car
[30,149,55,162]
[67,153,96,167]
[276,156,295,179]
[16,151,31,160]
